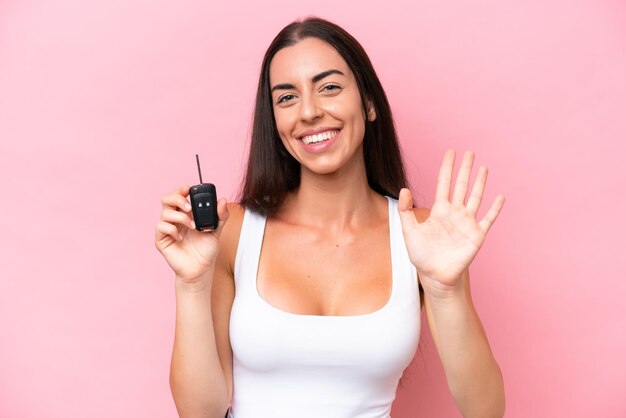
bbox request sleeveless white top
[228,196,421,418]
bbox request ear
[366,98,377,122]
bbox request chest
[256,221,392,316]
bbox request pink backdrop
[1,1,625,417]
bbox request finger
[168,184,191,198]
[434,149,456,203]
[478,195,505,234]
[180,184,191,197]
[467,165,487,216]
[162,188,193,212]
[451,150,475,206]
[156,220,183,241]
[397,188,419,231]
[161,207,194,230]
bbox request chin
[303,166,339,176]
[298,160,336,174]
[301,160,350,176]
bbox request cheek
[277,130,297,154]
[279,138,301,163]
[323,103,339,114]
[273,110,295,137]
[331,94,364,122]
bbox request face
[269,37,376,175]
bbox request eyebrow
[270,69,345,93]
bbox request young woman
[155,17,505,418]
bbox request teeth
[301,130,339,145]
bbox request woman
[155,16,505,418]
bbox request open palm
[398,149,505,295]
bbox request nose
[299,92,323,122]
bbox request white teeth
[301,130,339,145]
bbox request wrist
[420,274,466,302]
[175,274,213,293]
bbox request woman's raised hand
[155,185,230,285]
[398,150,505,299]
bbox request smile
[301,129,340,145]
[298,129,342,154]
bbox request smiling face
[269,37,376,176]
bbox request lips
[301,129,340,145]
[298,128,342,154]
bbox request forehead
[269,37,352,84]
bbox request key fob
[189,154,219,231]
[190,183,218,231]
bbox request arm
[157,188,234,418]
[423,268,505,418]
[170,273,230,418]
[398,150,507,417]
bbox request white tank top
[228,196,421,418]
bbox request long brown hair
[238,16,412,215]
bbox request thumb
[398,188,419,231]
[209,198,230,239]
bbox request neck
[279,148,385,234]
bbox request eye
[322,84,341,92]
[277,94,295,104]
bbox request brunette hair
[238,16,412,215]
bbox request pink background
[1,1,625,417]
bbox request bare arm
[424,268,505,418]
[170,274,230,418]
[156,188,233,418]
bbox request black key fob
[189,154,219,231]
